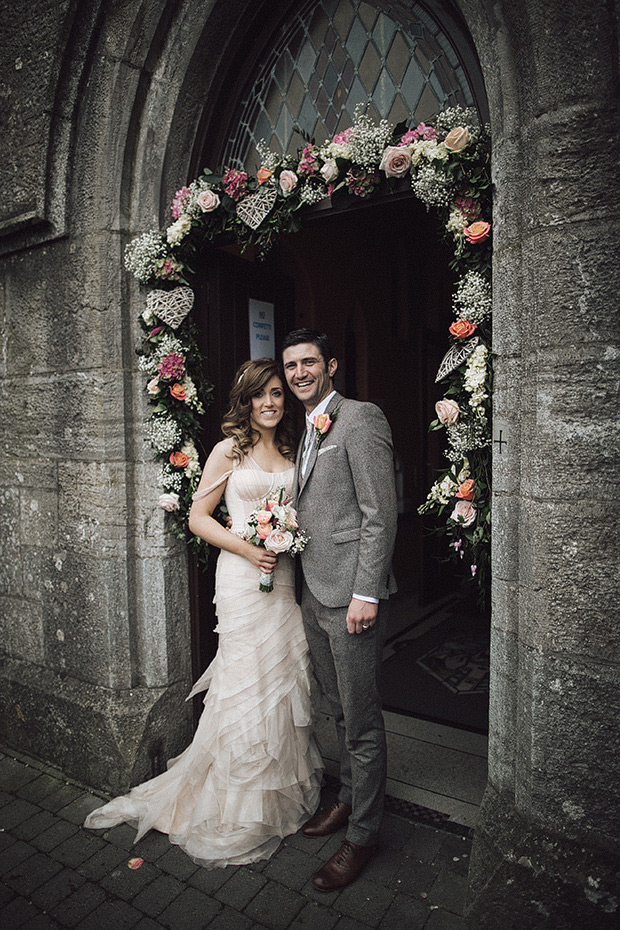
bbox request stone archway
[1,1,619,925]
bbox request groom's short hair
[282,329,335,368]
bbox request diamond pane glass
[222,0,477,173]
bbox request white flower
[453,271,492,325]
[320,159,339,183]
[159,492,180,512]
[166,215,192,246]
[146,417,182,454]
[464,345,489,409]
[410,140,449,167]
[411,164,454,208]
[124,232,166,283]
[180,440,201,478]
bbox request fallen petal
[128,858,144,870]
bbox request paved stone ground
[0,747,472,930]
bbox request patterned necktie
[301,418,314,478]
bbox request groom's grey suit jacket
[295,392,398,608]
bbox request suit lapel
[298,393,344,498]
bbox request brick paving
[0,747,472,929]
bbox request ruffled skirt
[84,552,322,867]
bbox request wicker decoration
[236,186,277,230]
[435,336,480,382]
[146,287,194,330]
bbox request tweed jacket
[294,392,398,609]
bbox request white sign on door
[248,299,275,360]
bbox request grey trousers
[301,581,388,846]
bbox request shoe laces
[333,841,355,867]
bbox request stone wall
[1,0,619,923]
[459,0,620,925]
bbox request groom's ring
[362,624,370,629]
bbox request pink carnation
[222,168,248,202]
[411,122,438,141]
[298,145,319,176]
[171,186,191,219]
[157,352,186,381]
[332,126,354,145]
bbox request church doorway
[191,190,489,739]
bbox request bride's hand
[244,544,279,574]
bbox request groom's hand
[346,598,378,635]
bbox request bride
[84,358,322,867]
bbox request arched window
[222,0,483,173]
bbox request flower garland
[126,104,492,588]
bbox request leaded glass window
[223,0,477,173]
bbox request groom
[282,329,397,891]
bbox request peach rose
[265,529,294,554]
[379,145,412,178]
[444,127,472,152]
[257,167,273,185]
[147,378,160,395]
[449,320,477,339]
[313,413,332,434]
[169,451,190,468]
[320,159,338,183]
[435,399,460,425]
[257,525,271,540]
[451,500,477,526]
[169,383,188,401]
[255,510,273,525]
[158,492,180,512]
[464,220,491,244]
[456,479,476,501]
[279,169,298,195]
[197,190,220,212]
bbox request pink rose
[279,169,298,195]
[320,159,338,183]
[158,492,180,512]
[265,529,294,554]
[147,378,161,395]
[435,399,460,425]
[255,510,273,525]
[451,500,477,527]
[464,220,491,244]
[257,526,271,540]
[197,190,220,212]
[444,127,472,152]
[379,145,412,178]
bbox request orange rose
[464,220,491,244]
[257,167,273,185]
[169,451,190,468]
[170,383,188,401]
[313,413,332,434]
[456,479,475,501]
[449,320,477,339]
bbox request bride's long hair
[222,358,296,461]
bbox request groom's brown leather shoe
[312,840,377,891]
[301,799,352,837]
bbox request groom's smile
[283,342,338,413]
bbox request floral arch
[126,105,492,593]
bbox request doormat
[417,637,489,695]
[381,610,489,732]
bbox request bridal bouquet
[242,487,309,592]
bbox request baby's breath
[453,272,492,324]
[146,417,183,454]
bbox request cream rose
[379,145,412,178]
[435,399,460,425]
[158,492,180,512]
[265,529,294,554]
[279,169,298,195]
[320,159,338,183]
[147,377,161,395]
[444,127,472,152]
[451,500,477,526]
[197,190,220,212]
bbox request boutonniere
[313,403,342,448]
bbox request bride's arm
[188,440,278,573]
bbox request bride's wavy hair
[222,358,296,461]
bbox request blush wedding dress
[84,454,322,867]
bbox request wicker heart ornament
[236,186,277,230]
[146,287,194,330]
[435,336,480,382]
